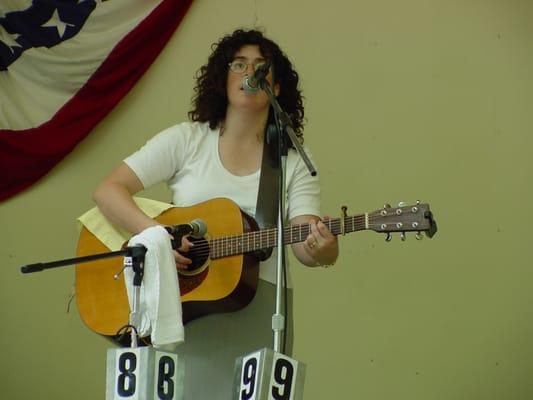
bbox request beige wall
[1,0,532,398]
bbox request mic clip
[242,61,271,92]
[164,225,191,250]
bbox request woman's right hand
[173,235,194,270]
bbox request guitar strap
[253,123,280,261]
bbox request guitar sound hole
[183,236,209,273]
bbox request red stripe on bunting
[0,0,193,202]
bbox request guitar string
[178,214,420,259]
[172,216,390,259]
[170,214,424,257]
[178,214,418,259]
[175,220,352,258]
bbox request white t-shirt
[124,121,320,285]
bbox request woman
[93,28,338,399]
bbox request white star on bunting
[0,25,22,54]
[42,8,75,38]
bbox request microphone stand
[258,78,317,354]
[20,246,147,348]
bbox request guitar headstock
[368,201,437,241]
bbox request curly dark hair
[188,29,305,141]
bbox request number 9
[241,357,258,400]
[271,358,294,400]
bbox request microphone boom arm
[259,79,317,177]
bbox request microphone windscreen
[191,219,207,237]
[242,76,259,93]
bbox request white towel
[123,225,184,348]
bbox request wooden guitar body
[75,198,259,338]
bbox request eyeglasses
[228,59,268,74]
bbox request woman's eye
[233,61,246,70]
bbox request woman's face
[226,44,279,113]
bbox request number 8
[157,355,175,400]
[117,352,137,396]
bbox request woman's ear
[274,83,280,97]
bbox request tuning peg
[383,203,391,209]
[385,232,392,242]
[340,205,348,235]
[400,232,406,241]
[415,231,423,240]
[341,205,348,217]
[398,201,406,208]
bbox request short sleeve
[286,147,321,220]
[123,123,192,189]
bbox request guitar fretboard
[209,214,367,259]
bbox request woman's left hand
[290,215,339,268]
[304,216,339,266]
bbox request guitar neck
[209,214,367,259]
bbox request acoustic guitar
[75,198,437,340]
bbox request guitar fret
[209,212,372,260]
[222,236,226,257]
[224,236,228,257]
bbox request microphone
[242,62,271,93]
[166,219,207,239]
[185,219,207,238]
